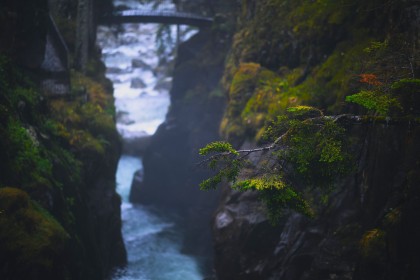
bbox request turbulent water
[114,156,203,280]
[96,0,203,279]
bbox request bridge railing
[101,0,214,27]
[116,0,212,17]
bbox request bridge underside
[100,11,213,28]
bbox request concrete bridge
[100,9,213,27]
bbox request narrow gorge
[0,0,419,280]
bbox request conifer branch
[197,134,286,166]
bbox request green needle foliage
[199,141,243,190]
[199,106,352,223]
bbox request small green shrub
[346,90,401,116]
[233,175,313,222]
[200,107,351,223]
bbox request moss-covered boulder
[0,187,70,279]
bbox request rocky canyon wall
[0,0,125,279]
[210,0,420,279]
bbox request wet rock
[102,51,124,59]
[106,67,129,74]
[129,169,144,203]
[122,134,152,155]
[131,58,154,71]
[130,77,146,89]
[215,210,234,229]
[154,77,172,92]
[119,34,138,45]
[116,111,134,125]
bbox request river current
[96,1,203,279]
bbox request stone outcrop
[212,123,420,280]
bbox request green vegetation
[0,50,119,278]
[233,175,313,222]
[5,119,53,192]
[0,187,70,278]
[346,90,400,116]
[199,141,243,191]
[200,0,419,227]
[200,106,351,223]
[220,63,308,143]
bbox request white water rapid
[96,1,203,279]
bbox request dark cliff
[0,0,125,279]
[213,122,420,280]
[209,0,420,279]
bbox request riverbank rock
[122,134,152,155]
[130,77,147,89]
[132,58,154,71]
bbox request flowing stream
[97,1,203,279]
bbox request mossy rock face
[0,187,70,280]
[229,63,261,115]
[221,63,306,143]
[223,0,419,120]
[286,105,323,120]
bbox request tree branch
[197,134,286,167]
[197,114,420,167]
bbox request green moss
[360,228,386,260]
[346,90,401,116]
[70,70,115,113]
[289,0,353,35]
[222,63,309,143]
[299,40,373,111]
[224,0,417,118]
[229,63,260,110]
[4,119,53,192]
[48,71,119,159]
[0,49,119,277]
[286,105,323,119]
[0,187,70,278]
[391,79,420,92]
